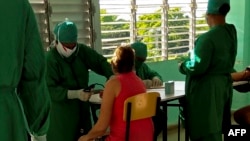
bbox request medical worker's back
[0,0,50,141]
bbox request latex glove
[152,77,163,87]
[31,135,46,141]
[67,89,92,101]
[142,79,153,88]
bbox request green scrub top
[46,43,113,141]
[179,24,237,140]
[0,1,51,141]
[135,63,163,81]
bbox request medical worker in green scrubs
[131,41,164,140]
[131,41,163,88]
[46,19,113,141]
[0,0,51,141]
[179,0,237,140]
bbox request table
[147,81,185,141]
[89,81,186,141]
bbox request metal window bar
[100,0,131,52]
[161,0,169,60]
[49,0,92,46]
[189,0,197,50]
[99,0,208,61]
[29,0,51,50]
[167,1,191,58]
[196,0,209,38]
[30,0,209,60]
[136,1,167,60]
[131,0,137,42]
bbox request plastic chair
[123,92,161,141]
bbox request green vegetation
[100,7,208,61]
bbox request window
[98,0,209,61]
[29,0,94,51]
[29,0,51,50]
[29,0,208,60]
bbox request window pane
[49,0,92,47]
[99,0,208,61]
[100,0,131,58]
[29,0,50,50]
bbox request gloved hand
[152,77,163,87]
[142,79,153,88]
[31,135,46,141]
[67,89,92,101]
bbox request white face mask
[56,41,77,58]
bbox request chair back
[123,92,161,141]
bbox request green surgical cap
[53,20,78,43]
[131,42,147,59]
[207,0,230,14]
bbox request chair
[123,92,161,141]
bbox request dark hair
[111,45,135,73]
[219,3,230,16]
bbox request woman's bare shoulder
[105,75,121,95]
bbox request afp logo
[224,125,250,141]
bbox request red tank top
[105,72,154,141]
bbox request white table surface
[89,81,185,104]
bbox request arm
[136,64,162,88]
[179,36,213,76]
[79,77,118,141]
[81,46,113,79]
[231,69,250,81]
[142,63,163,81]
[46,53,68,102]
[141,63,163,87]
[18,1,50,136]
[46,50,92,102]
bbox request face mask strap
[57,23,61,43]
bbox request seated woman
[78,45,154,141]
[231,66,250,125]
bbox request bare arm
[79,76,120,141]
[231,70,250,81]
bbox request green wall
[227,0,250,110]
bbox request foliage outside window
[100,0,209,62]
[29,0,209,60]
